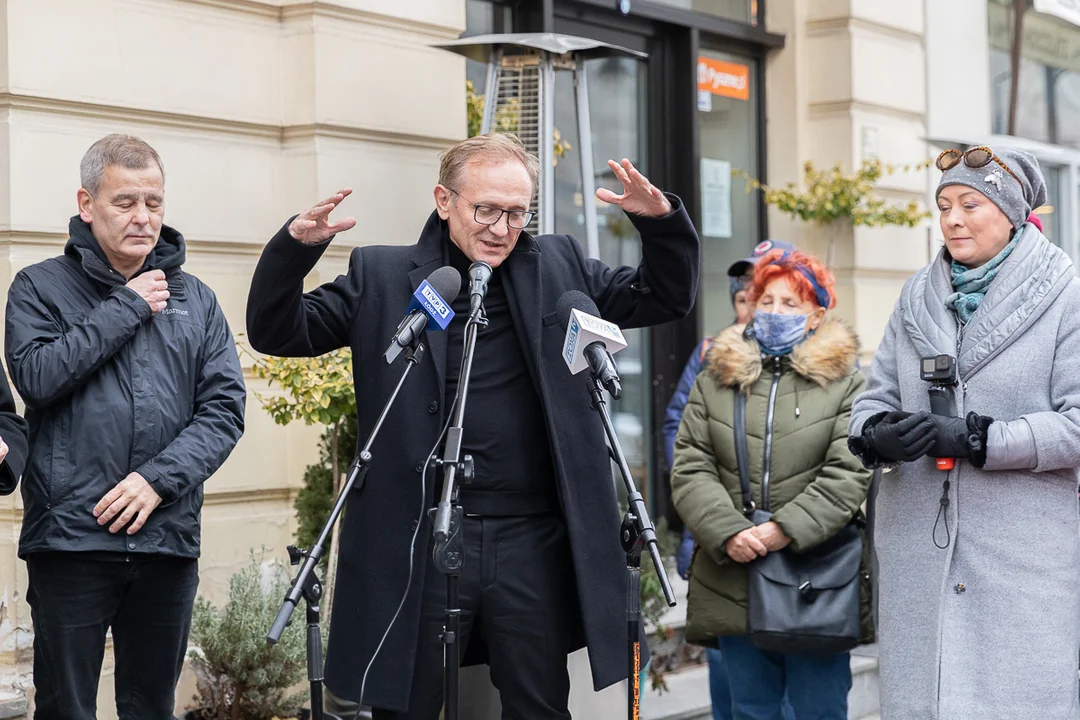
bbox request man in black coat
[0,366,28,496]
[247,133,699,718]
[5,134,246,719]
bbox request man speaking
[246,133,699,718]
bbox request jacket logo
[161,307,189,316]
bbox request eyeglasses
[935,147,1021,186]
[448,188,535,230]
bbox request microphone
[384,266,462,364]
[468,261,492,316]
[556,290,628,399]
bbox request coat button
[128,542,136,550]
[428,401,438,414]
[954,583,966,595]
[415,461,424,473]
[410,519,419,531]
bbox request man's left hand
[596,159,672,217]
[93,472,163,535]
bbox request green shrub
[187,552,318,720]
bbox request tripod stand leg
[444,573,460,720]
[306,594,324,720]
[627,560,642,720]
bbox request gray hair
[80,134,165,195]
[439,133,539,196]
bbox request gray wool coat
[850,225,1080,720]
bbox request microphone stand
[430,307,486,720]
[266,337,427,720]
[585,373,676,720]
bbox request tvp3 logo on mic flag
[562,308,627,374]
[410,279,455,331]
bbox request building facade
[0,0,1067,716]
[0,0,468,715]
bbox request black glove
[850,411,938,467]
[928,412,993,468]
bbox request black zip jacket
[5,217,245,558]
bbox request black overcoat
[246,197,699,711]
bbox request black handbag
[734,391,863,654]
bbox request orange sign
[697,57,750,101]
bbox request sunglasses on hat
[935,146,1021,186]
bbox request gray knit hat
[935,146,1047,229]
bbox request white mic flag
[562,308,628,374]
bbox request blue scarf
[945,235,1019,324]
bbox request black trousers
[373,514,574,720]
[26,552,200,720]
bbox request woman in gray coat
[848,146,1080,720]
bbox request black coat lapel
[408,212,451,395]
[502,233,543,384]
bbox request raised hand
[595,159,672,218]
[288,188,358,245]
[126,270,169,314]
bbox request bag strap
[734,391,755,516]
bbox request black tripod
[267,340,427,720]
[429,307,486,720]
[585,373,676,720]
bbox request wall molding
[0,229,357,263]
[0,487,298,520]
[808,99,925,123]
[806,16,923,43]
[172,0,463,39]
[0,92,462,148]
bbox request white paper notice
[701,158,732,238]
[697,89,712,112]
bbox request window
[464,0,513,92]
[648,0,759,26]
[697,48,761,335]
[988,0,1080,149]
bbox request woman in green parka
[671,248,873,720]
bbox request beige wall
[765,0,931,362]
[0,0,467,716]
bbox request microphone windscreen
[426,266,462,303]
[555,290,599,333]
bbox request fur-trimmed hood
[706,318,859,391]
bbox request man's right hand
[864,410,938,463]
[126,270,169,314]
[288,188,357,245]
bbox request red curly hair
[747,249,836,310]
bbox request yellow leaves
[236,341,357,429]
[465,81,570,165]
[734,158,932,229]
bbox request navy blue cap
[727,239,797,277]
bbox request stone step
[642,645,880,720]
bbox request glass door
[552,54,653,505]
[697,47,762,335]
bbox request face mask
[752,311,809,356]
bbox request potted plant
[238,341,356,619]
[183,551,339,720]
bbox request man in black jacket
[247,133,699,718]
[5,134,246,719]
